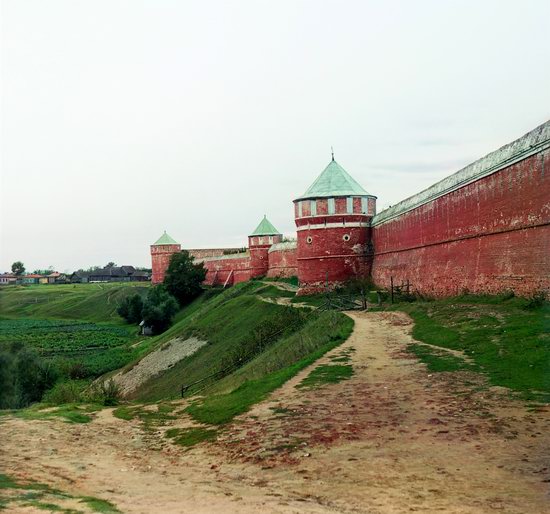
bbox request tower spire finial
[331,146,334,161]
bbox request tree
[0,342,58,409]
[105,262,116,268]
[164,251,207,306]
[117,294,144,324]
[11,261,25,276]
[141,286,179,334]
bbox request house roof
[295,159,372,200]
[250,215,281,236]
[153,231,178,245]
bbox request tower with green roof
[293,154,377,293]
[248,215,283,278]
[150,231,181,284]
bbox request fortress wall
[200,254,251,286]
[371,122,550,297]
[267,242,298,278]
[188,248,244,260]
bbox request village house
[0,273,17,285]
[70,266,150,283]
[21,274,43,284]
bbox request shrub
[42,380,85,404]
[524,291,547,310]
[86,379,121,406]
[141,286,179,334]
[0,343,58,409]
[344,277,375,309]
[117,294,144,324]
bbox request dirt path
[1,311,549,513]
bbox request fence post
[390,276,394,304]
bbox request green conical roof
[153,231,178,245]
[250,215,281,236]
[296,159,371,200]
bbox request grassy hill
[124,282,353,403]
[393,294,550,402]
[0,283,151,406]
[0,278,353,420]
[0,283,150,323]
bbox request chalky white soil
[112,336,207,396]
[2,312,549,513]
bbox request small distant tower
[293,155,377,294]
[150,231,181,284]
[248,215,283,278]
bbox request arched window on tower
[328,198,335,215]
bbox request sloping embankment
[112,337,207,396]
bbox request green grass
[185,315,353,425]
[0,282,149,323]
[255,284,297,298]
[22,500,72,512]
[0,283,149,392]
[408,344,477,373]
[263,276,299,287]
[165,427,218,447]
[290,293,329,307]
[393,295,550,401]
[0,319,133,352]
[0,403,100,423]
[112,406,135,420]
[208,310,353,394]
[297,363,354,389]
[81,496,120,513]
[132,284,295,401]
[112,403,177,430]
[0,473,120,513]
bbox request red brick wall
[201,256,251,287]
[150,244,181,284]
[267,245,298,278]
[371,149,550,296]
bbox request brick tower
[294,154,377,294]
[150,231,181,284]
[248,215,283,278]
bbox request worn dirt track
[2,311,549,513]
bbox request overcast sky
[1,0,549,272]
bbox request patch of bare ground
[111,336,207,396]
[1,311,549,513]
